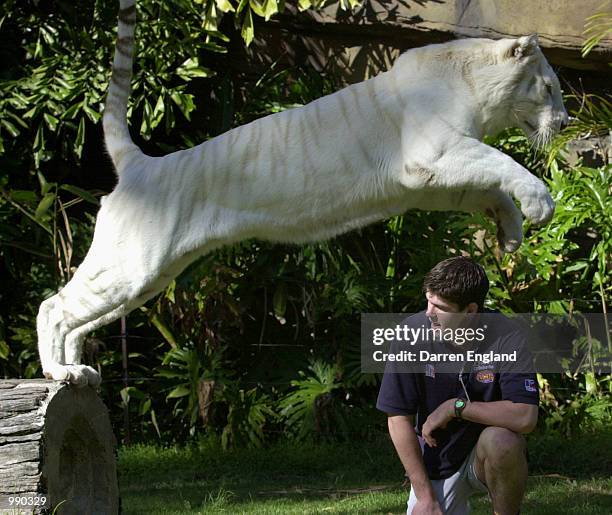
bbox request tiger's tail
[103,0,143,172]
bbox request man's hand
[422,398,455,448]
[413,498,444,515]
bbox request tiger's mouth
[523,119,556,148]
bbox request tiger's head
[477,35,569,146]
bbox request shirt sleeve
[498,329,539,405]
[376,370,419,415]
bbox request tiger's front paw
[517,181,555,225]
[487,206,523,253]
[497,226,522,253]
[43,363,102,387]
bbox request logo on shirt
[524,379,537,392]
[475,370,495,383]
[425,364,435,378]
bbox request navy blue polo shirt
[376,311,539,480]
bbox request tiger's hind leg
[37,279,126,385]
[62,282,168,386]
[38,253,177,386]
[37,250,152,385]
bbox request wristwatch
[454,398,467,419]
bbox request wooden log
[0,380,118,514]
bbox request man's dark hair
[422,256,489,311]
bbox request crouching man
[377,257,538,515]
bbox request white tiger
[37,0,567,385]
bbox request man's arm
[421,400,537,448]
[461,400,538,433]
[388,415,442,514]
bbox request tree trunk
[0,379,119,514]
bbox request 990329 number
[6,495,48,507]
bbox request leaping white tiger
[37,0,568,385]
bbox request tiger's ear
[511,34,539,59]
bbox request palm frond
[583,6,612,57]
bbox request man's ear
[466,302,479,314]
[512,34,539,59]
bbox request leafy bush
[278,360,347,440]
[158,344,233,434]
[222,386,276,448]
[538,373,612,436]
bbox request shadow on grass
[118,430,612,514]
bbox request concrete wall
[241,0,611,85]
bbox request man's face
[425,291,477,333]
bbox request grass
[118,430,612,514]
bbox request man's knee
[477,426,526,469]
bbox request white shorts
[407,446,489,515]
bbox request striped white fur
[37,4,567,384]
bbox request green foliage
[2,172,99,279]
[495,161,611,312]
[221,387,276,448]
[1,1,108,164]
[538,373,612,436]
[582,6,612,58]
[158,344,232,434]
[236,65,338,123]
[0,170,97,377]
[547,93,612,167]
[119,383,161,438]
[278,360,347,440]
[1,0,363,169]
[475,122,610,315]
[0,1,224,166]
